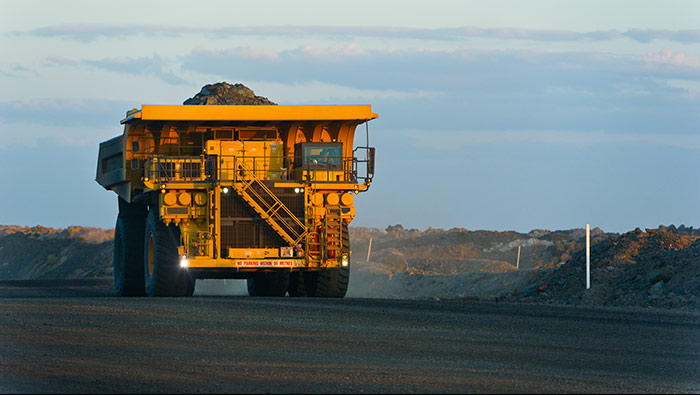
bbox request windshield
[304,145,342,165]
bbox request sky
[0,0,698,233]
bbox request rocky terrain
[183,82,276,105]
[0,223,698,312]
[0,225,113,280]
[346,224,700,312]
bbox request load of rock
[183,82,276,105]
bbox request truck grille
[219,187,304,254]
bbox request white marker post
[586,224,591,290]
[367,238,373,263]
[516,246,521,270]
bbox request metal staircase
[232,163,307,246]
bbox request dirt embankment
[348,224,700,311]
[1,223,698,311]
[0,225,113,280]
[501,228,700,310]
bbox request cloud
[0,98,134,129]
[42,54,189,86]
[12,24,700,44]
[390,129,700,151]
[665,79,700,100]
[645,48,700,68]
[0,64,39,79]
[299,43,369,58]
[181,45,697,94]
[11,24,197,43]
[231,47,280,61]
[0,119,117,148]
[45,56,80,66]
[12,43,695,136]
[241,80,439,103]
[626,29,700,44]
[176,44,700,134]
[84,54,188,85]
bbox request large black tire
[303,267,349,298]
[114,198,146,296]
[304,223,350,298]
[143,209,194,297]
[247,272,290,297]
[287,271,308,297]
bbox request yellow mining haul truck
[96,104,377,297]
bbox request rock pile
[0,225,113,280]
[349,224,700,311]
[183,82,276,105]
[504,228,700,310]
[350,225,608,275]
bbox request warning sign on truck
[234,260,301,268]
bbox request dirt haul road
[0,279,698,393]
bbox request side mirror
[368,147,375,176]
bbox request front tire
[143,209,194,297]
[113,198,146,296]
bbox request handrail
[143,154,373,184]
[144,156,209,182]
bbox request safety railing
[352,146,375,183]
[144,153,374,184]
[144,156,212,182]
[218,156,358,183]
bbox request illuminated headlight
[180,256,189,268]
[222,187,230,194]
[341,254,349,267]
[294,187,300,193]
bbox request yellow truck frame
[97,104,377,297]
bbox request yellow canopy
[121,105,378,124]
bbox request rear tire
[303,267,349,298]
[288,272,308,297]
[113,198,146,296]
[143,209,194,297]
[247,272,290,297]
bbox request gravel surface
[0,279,699,393]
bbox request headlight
[180,256,189,268]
